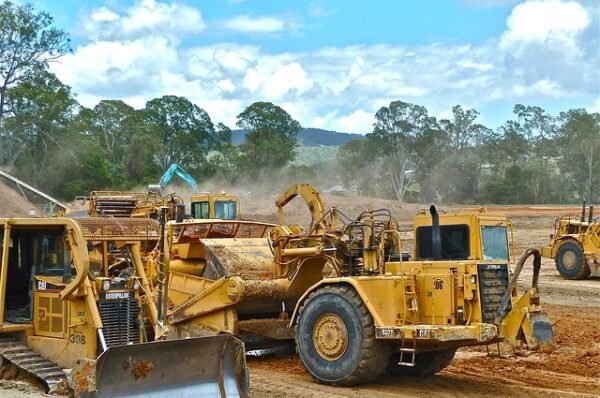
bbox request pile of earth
[0,177,36,217]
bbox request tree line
[337,102,599,204]
[0,1,598,204]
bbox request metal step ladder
[397,333,417,367]
[0,338,66,391]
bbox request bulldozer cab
[191,192,240,220]
[1,224,71,326]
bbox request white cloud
[336,110,374,134]
[52,0,599,133]
[458,60,494,71]
[82,0,205,41]
[221,15,287,34]
[501,1,589,49]
[263,63,314,98]
[513,79,562,97]
[90,7,119,22]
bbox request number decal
[69,334,86,344]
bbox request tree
[437,106,492,203]
[369,100,438,202]
[513,105,558,203]
[557,109,600,202]
[487,121,530,169]
[76,100,148,185]
[143,96,224,171]
[337,139,374,196]
[0,1,70,166]
[236,101,301,174]
[2,70,78,186]
[79,101,141,163]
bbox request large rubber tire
[385,348,456,376]
[295,285,389,386]
[555,240,590,280]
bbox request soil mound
[0,177,37,217]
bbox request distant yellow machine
[541,203,599,279]
[163,183,555,386]
[190,192,240,220]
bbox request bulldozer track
[0,339,66,392]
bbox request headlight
[471,275,477,284]
[102,279,111,291]
[133,279,141,290]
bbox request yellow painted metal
[34,290,68,338]
[312,313,349,361]
[541,214,600,277]
[130,243,166,339]
[190,192,241,220]
[375,323,498,343]
[168,271,290,332]
[0,222,11,328]
[168,274,241,324]
[27,334,93,369]
[275,184,327,228]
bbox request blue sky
[37,0,599,133]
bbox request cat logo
[433,278,444,290]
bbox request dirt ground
[0,186,598,397]
[0,178,37,217]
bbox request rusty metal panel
[73,218,160,241]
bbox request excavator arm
[160,163,198,193]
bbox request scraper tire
[295,284,388,386]
[555,239,590,280]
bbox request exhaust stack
[430,205,442,260]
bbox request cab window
[192,202,210,219]
[417,225,470,260]
[214,201,237,220]
[481,226,509,261]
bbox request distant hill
[231,128,366,147]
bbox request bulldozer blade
[94,335,249,397]
[529,312,555,352]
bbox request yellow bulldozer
[0,217,249,396]
[541,202,599,279]
[162,183,555,386]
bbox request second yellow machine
[164,184,555,386]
